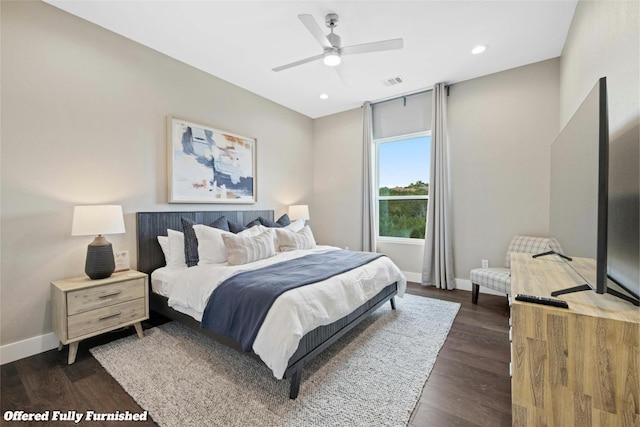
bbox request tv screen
[549,77,639,306]
[549,77,608,293]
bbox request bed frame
[136,210,398,399]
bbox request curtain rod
[369,83,452,107]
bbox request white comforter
[154,246,407,379]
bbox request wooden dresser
[509,253,639,427]
[51,270,149,364]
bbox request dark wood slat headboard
[136,210,274,275]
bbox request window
[371,90,432,242]
[375,132,431,240]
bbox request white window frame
[374,130,431,244]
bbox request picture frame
[167,116,257,204]
[114,250,130,272]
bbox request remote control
[515,294,569,309]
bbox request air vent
[382,76,404,87]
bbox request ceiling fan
[272,13,403,86]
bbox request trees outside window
[376,133,431,240]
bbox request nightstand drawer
[67,278,145,315]
[67,298,145,339]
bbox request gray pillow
[258,214,291,228]
[181,216,230,267]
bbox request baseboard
[403,271,423,283]
[405,273,506,297]
[0,332,59,365]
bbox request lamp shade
[72,205,125,236]
[288,205,310,221]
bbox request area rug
[90,294,460,427]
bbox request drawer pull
[99,313,121,321]
[99,291,122,299]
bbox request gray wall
[449,58,560,278]
[1,1,313,346]
[312,108,364,251]
[312,59,560,281]
[560,0,639,132]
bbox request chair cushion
[470,268,511,295]
[504,235,564,268]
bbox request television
[549,77,639,306]
[607,93,640,304]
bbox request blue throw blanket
[201,250,384,352]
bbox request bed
[136,210,406,399]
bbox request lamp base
[85,235,115,280]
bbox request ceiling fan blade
[272,53,324,72]
[335,63,354,86]
[341,38,403,56]
[298,14,332,49]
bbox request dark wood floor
[406,284,512,427]
[1,285,511,427]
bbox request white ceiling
[45,1,577,119]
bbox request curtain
[422,83,455,289]
[362,101,376,252]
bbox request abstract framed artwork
[167,117,257,203]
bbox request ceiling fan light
[323,50,341,66]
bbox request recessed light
[471,45,487,55]
[319,93,329,100]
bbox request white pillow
[284,219,305,232]
[241,224,268,237]
[275,225,316,251]
[166,229,187,268]
[157,236,170,263]
[193,224,229,264]
[194,224,268,264]
[222,229,276,266]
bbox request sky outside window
[378,136,431,188]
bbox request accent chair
[470,235,564,304]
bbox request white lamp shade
[72,205,126,236]
[288,205,310,221]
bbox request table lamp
[288,205,310,222]
[72,205,125,280]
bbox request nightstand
[51,270,149,364]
